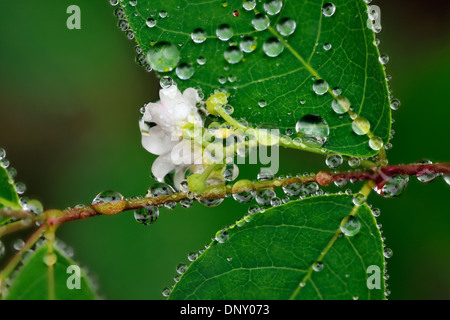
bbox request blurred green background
[0,0,449,299]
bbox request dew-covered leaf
[118,0,391,157]
[0,162,21,225]
[5,242,97,300]
[169,195,386,300]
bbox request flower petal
[151,153,177,182]
[142,126,178,155]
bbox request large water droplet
[216,24,234,41]
[332,96,350,114]
[243,0,256,11]
[416,159,438,183]
[215,230,229,243]
[295,114,330,147]
[147,42,180,72]
[252,13,270,31]
[282,183,303,197]
[378,175,409,198]
[352,116,371,135]
[369,136,384,151]
[239,36,257,53]
[224,46,243,64]
[276,17,296,36]
[191,28,207,43]
[340,215,361,236]
[134,206,159,226]
[263,38,284,57]
[176,62,195,80]
[92,190,124,204]
[313,79,329,95]
[255,189,276,206]
[264,0,283,16]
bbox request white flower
[140,85,204,183]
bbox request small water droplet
[369,136,384,151]
[348,157,361,168]
[215,230,229,243]
[378,175,409,198]
[160,76,173,88]
[313,261,324,272]
[326,153,343,169]
[416,159,438,183]
[332,96,350,114]
[322,3,336,17]
[146,18,156,28]
[188,252,199,261]
[255,189,276,206]
[162,287,171,297]
[313,79,329,95]
[352,193,366,206]
[323,43,332,51]
[383,248,393,259]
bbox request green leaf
[169,195,386,300]
[0,164,21,225]
[5,242,97,300]
[119,0,391,157]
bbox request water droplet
[322,3,336,17]
[13,239,25,251]
[378,175,409,198]
[162,287,171,297]
[176,62,195,80]
[295,114,330,147]
[92,190,124,205]
[270,197,282,206]
[180,199,194,208]
[313,261,323,272]
[14,182,26,195]
[0,241,5,259]
[252,13,270,31]
[215,230,229,243]
[255,189,276,206]
[216,24,234,41]
[443,175,450,186]
[159,10,168,18]
[197,56,206,65]
[147,42,180,72]
[199,197,224,207]
[416,160,438,183]
[331,96,350,114]
[146,18,156,28]
[243,0,256,11]
[303,182,319,195]
[24,199,44,215]
[340,215,361,236]
[264,0,283,16]
[348,157,361,168]
[379,54,390,65]
[43,252,57,266]
[240,36,257,53]
[188,252,199,262]
[369,136,384,151]
[323,43,332,51]
[276,17,296,36]
[191,28,207,43]
[176,263,188,274]
[160,76,173,88]
[352,193,366,206]
[383,248,393,259]
[258,100,267,108]
[224,46,243,64]
[223,163,239,181]
[372,208,381,217]
[326,153,343,169]
[0,148,5,159]
[134,206,159,226]
[147,182,175,197]
[312,79,329,95]
[263,38,284,57]
[282,183,303,196]
[352,116,371,135]
[390,98,401,111]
